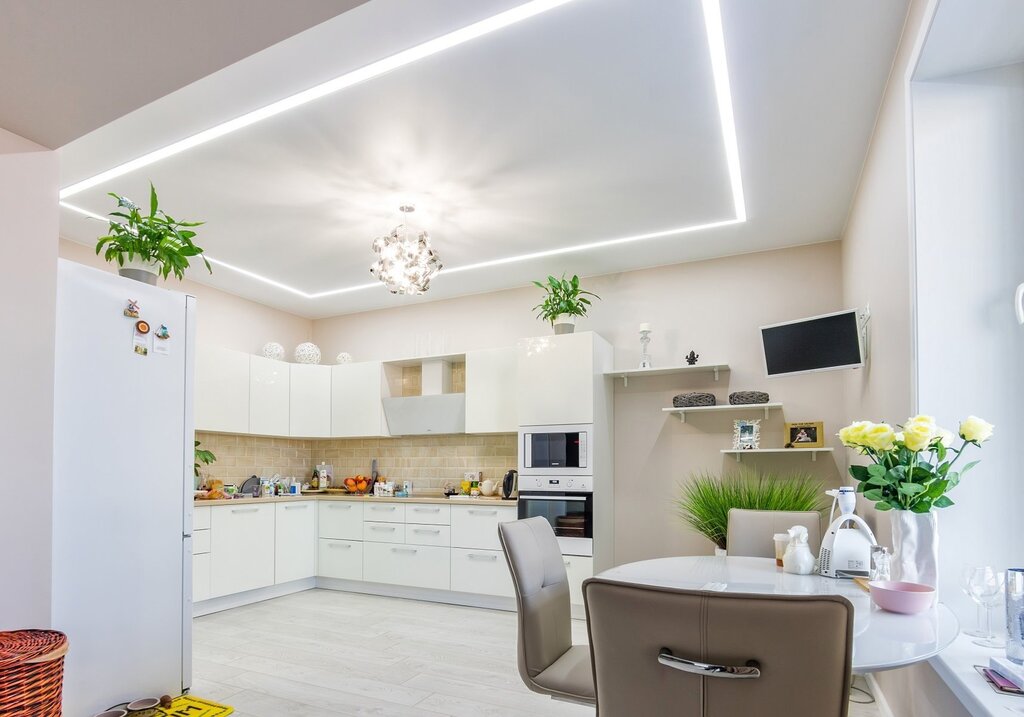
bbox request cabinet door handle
[392,547,418,554]
[468,509,497,516]
[231,508,259,514]
[284,504,308,510]
[412,528,441,534]
[329,504,353,510]
[371,506,396,511]
[413,507,441,513]
[468,553,498,561]
[369,526,395,531]
[565,561,571,567]
[328,542,352,549]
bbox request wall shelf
[721,448,834,463]
[662,402,782,423]
[605,363,729,387]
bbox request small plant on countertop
[532,274,600,324]
[676,469,826,550]
[96,182,211,280]
[194,440,216,479]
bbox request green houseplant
[194,440,216,482]
[96,182,210,285]
[532,274,600,334]
[675,469,826,551]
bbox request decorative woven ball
[293,342,322,364]
[729,390,770,405]
[336,352,353,364]
[261,342,285,361]
[673,392,716,408]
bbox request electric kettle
[502,469,518,500]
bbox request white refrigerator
[52,260,195,716]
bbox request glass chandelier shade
[369,205,443,295]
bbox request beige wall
[0,128,58,629]
[59,237,313,353]
[315,241,848,563]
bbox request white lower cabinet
[406,524,451,547]
[363,542,450,591]
[318,539,363,580]
[563,555,593,607]
[275,501,315,584]
[451,548,514,597]
[192,553,211,602]
[451,505,517,551]
[209,503,275,598]
[363,521,405,543]
[318,501,363,540]
[405,504,449,525]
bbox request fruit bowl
[341,475,373,494]
[868,580,935,614]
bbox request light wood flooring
[192,589,881,716]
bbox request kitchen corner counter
[195,494,517,507]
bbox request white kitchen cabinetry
[318,501,363,540]
[192,554,211,603]
[363,521,406,543]
[275,501,315,584]
[209,503,275,598]
[563,555,593,608]
[318,539,362,580]
[517,332,597,426]
[363,503,405,523]
[451,548,514,597]
[451,505,517,551]
[405,504,449,525]
[405,524,451,547]
[363,542,450,591]
[465,347,518,433]
[249,355,290,436]
[289,364,332,437]
[332,361,389,437]
[195,345,250,433]
[192,507,212,602]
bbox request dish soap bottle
[783,525,815,575]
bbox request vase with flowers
[837,414,994,588]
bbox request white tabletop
[597,555,960,674]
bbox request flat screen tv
[761,309,863,377]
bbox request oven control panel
[519,475,594,492]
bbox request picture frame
[733,419,761,450]
[785,421,824,448]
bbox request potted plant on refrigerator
[532,274,600,334]
[95,182,210,285]
[838,414,993,587]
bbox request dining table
[596,555,960,674]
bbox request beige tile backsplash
[196,431,516,494]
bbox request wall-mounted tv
[761,309,864,377]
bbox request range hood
[382,358,465,436]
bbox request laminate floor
[192,589,881,716]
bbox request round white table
[597,556,959,673]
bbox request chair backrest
[584,578,853,717]
[498,517,572,682]
[727,508,822,558]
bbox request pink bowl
[868,580,935,614]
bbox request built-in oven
[517,474,593,556]
[519,423,593,476]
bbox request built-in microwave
[519,423,593,476]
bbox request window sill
[930,634,1024,716]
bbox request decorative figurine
[685,350,699,365]
[155,324,170,340]
[124,299,140,318]
[638,323,652,369]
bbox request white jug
[783,525,815,575]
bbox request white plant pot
[552,314,576,335]
[891,510,938,589]
[714,547,727,557]
[118,257,160,285]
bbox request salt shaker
[870,545,891,581]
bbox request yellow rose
[902,415,937,452]
[838,421,872,448]
[937,428,956,448]
[960,415,994,443]
[861,423,896,451]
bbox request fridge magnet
[133,340,149,356]
[123,299,140,318]
[155,324,170,340]
[153,340,170,356]
[135,320,151,335]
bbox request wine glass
[965,566,1006,648]
[961,566,990,637]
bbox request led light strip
[60,0,745,300]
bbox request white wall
[913,62,1024,620]
[0,128,58,629]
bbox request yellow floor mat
[157,694,234,716]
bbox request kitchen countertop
[194,493,517,507]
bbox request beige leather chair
[727,508,822,558]
[584,578,853,717]
[498,517,595,705]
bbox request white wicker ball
[293,342,322,364]
[336,352,353,364]
[261,342,285,361]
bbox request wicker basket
[0,630,68,717]
[673,392,716,408]
[729,391,770,405]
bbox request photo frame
[733,419,761,450]
[785,421,824,448]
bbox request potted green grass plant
[676,469,826,552]
[532,274,600,334]
[96,182,210,285]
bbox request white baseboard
[865,673,895,717]
[193,578,315,616]
[315,577,517,611]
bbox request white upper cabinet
[195,345,249,433]
[249,355,289,436]
[332,361,388,437]
[289,364,332,437]
[465,347,518,433]
[517,333,595,426]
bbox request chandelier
[369,205,443,295]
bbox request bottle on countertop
[318,463,331,489]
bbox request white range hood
[382,358,465,435]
